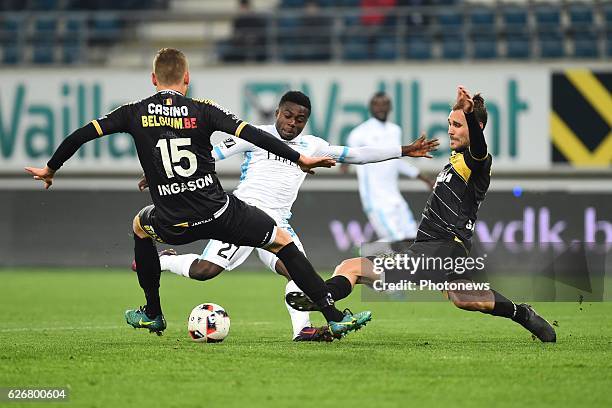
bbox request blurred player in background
[343,92,434,252]
[137,90,439,341]
[25,48,374,339]
[287,86,557,343]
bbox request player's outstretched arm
[401,133,440,158]
[204,101,336,173]
[318,133,438,165]
[211,137,253,162]
[24,122,100,189]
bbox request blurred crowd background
[1,0,610,65]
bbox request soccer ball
[187,303,230,343]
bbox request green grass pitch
[1,268,611,408]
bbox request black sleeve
[47,104,131,171]
[465,111,488,169]
[47,123,99,171]
[204,101,300,163]
[238,125,300,162]
[94,104,131,136]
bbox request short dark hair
[453,93,488,129]
[370,91,389,104]
[279,91,311,114]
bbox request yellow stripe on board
[564,69,612,127]
[550,112,611,166]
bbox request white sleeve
[212,136,253,161]
[315,142,402,165]
[397,159,420,178]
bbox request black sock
[134,234,162,318]
[276,243,344,322]
[325,275,353,301]
[486,290,528,324]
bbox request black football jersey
[93,90,246,225]
[416,149,492,248]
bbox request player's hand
[25,165,56,189]
[138,173,149,191]
[402,133,439,158]
[297,155,336,175]
[456,86,474,113]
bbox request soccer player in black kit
[25,48,371,338]
[286,86,557,343]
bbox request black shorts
[369,239,473,284]
[137,194,276,247]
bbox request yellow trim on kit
[173,222,189,228]
[91,120,103,136]
[235,121,248,137]
[468,146,488,161]
[449,152,472,182]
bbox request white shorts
[366,201,417,242]
[200,222,305,272]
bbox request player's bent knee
[189,260,224,281]
[132,215,149,239]
[266,227,293,253]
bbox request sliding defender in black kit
[286,86,556,343]
[26,48,372,338]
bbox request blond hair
[153,48,188,86]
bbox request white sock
[285,280,311,339]
[160,254,199,278]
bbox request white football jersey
[212,123,403,222]
[347,118,420,212]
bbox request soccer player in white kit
[345,92,434,250]
[148,91,438,341]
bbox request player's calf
[189,259,225,281]
[449,287,556,343]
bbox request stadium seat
[2,44,20,64]
[534,5,564,58]
[32,17,57,64]
[606,30,612,57]
[373,35,397,60]
[30,0,59,10]
[573,31,598,58]
[469,8,497,59]
[277,16,300,61]
[0,16,21,63]
[534,5,561,27]
[62,18,84,64]
[538,32,564,58]
[568,4,597,59]
[506,33,530,59]
[605,4,612,25]
[437,9,463,31]
[404,33,432,60]
[342,35,369,60]
[281,0,305,8]
[91,14,122,45]
[568,4,594,26]
[436,9,465,59]
[502,7,527,29]
[473,35,497,59]
[441,35,465,59]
